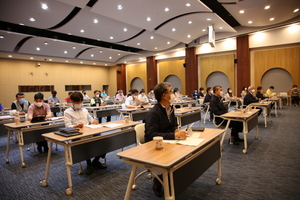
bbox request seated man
[115,89,126,101]
[48,90,60,117]
[256,86,267,100]
[210,85,243,145]
[265,86,276,97]
[125,89,141,108]
[138,89,149,105]
[27,93,52,153]
[147,88,155,100]
[64,92,107,175]
[145,82,187,197]
[65,92,73,103]
[11,92,30,115]
[244,86,262,116]
[90,90,111,123]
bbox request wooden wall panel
[200,54,235,94]
[116,64,126,94]
[126,63,147,93]
[158,60,186,95]
[185,47,198,97]
[253,46,300,89]
[146,56,157,92]
[0,58,110,108]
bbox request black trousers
[219,120,243,138]
[292,96,299,105]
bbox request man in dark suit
[244,86,262,116]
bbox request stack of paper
[163,138,205,146]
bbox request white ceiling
[0,0,299,66]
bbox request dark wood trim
[116,64,127,94]
[185,47,198,97]
[146,56,157,91]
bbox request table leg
[19,144,25,168]
[274,101,278,117]
[124,165,138,200]
[64,147,73,195]
[5,129,11,164]
[220,119,231,147]
[242,122,248,154]
[263,108,267,128]
[41,141,53,187]
[216,158,222,185]
[163,172,173,200]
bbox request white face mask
[210,90,214,94]
[96,94,100,97]
[220,91,224,96]
[73,103,82,109]
[169,94,175,104]
[35,102,43,107]
[229,90,232,93]
[251,89,255,93]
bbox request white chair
[132,123,153,189]
[212,114,231,146]
[198,99,210,124]
[279,92,288,107]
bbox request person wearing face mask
[115,89,126,101]
[210,85,244,145]
[65,92,73,103]
[290,85,300,106]
[147,88,155,100]
[138,89,149,105]
[48,90,60,117]
[64,92,107,175]
[82,90,90,101]
[241,86,248,98]
[11,92,31,115]
[198,87,205,99]
[265,86,277,97]
[192,88,198,100]
[90,90,111,123]
[27,93,52,153]
[145,82,187,197]
[125,89,141,108]
[256,86,266,100]
[204,87,213,103]
[244,86,262,116]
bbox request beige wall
[158,60,186,95]
[126,63,147,92]
[0,58,114,108]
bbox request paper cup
[188,104,192,109]
[14,117,20,125]
[153,136,163,150]
[124,116,130,123]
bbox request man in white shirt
[125,89,142,108]
[64,92,107,175]
[48,90,60,117]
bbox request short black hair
[51,90,57,94]
[242,86,247,91]
[213,85,222,93]
[131,89,139,95]
[293,85,297,87]
[257,86,262,90]
[173,87,179,93]
[269,86,274,89]
[94,90,100,94]
[70,92,83,102]
[154,82,171,102]
[199,87,204,91]
[227,88,231,92]
[139,89,145,94]
[68,92,73,95]
[206,87,212,93]
[15,92,24,98]
[34,92,44,100]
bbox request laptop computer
[30,116,46,123]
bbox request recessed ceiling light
[49,59,52,61]
[219,27,223,29]
[97,39,101,41]
[150,36,154,39]
[73,46,76,49]
[67,33,72,35]
[80,29,84,33]
[239,10,244,14]
[44,42,48,45]
[202,29,206,31]
[110,36,114,39]
[118,54,121,56]
[264,5,270,9]
[93,19,98,23]
[123,28,127,32]
[0,35,4,39]
[137,43,141,45]
[8,55,12,57]
[187,35,191,38]
[172,28,176,32]
[64,51,67,54]
[30,57,34,59]
[109,57,112,59]
[167,41,170,44]
[19,23,25,26]
[188,21,192,24]
[248,21,253,24]
[66,60,68,62]
[270,18,274,21]
[105,64,107,66]
[41,3,48,10]
[186,3,191,7]
[29,18,35,22]
[93,63,96,65]
[117,5,123,10]
[100,51,102,53]
[294,8,299,12]
[164,8,169,12]
[36,47,40,51]
[154,47,158,49]
[80,61,83,64]
[91,54,94,57]
[207,18,211,21]
[147,17,151,21]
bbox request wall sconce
[45,72,48,76]
[36,62,41,67]
[30,71,33,75]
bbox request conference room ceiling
[0,0,299,66]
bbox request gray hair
[154,82,172,102]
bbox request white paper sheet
[102,123,122,128]
[85,125,103,129]
[163,138,205,146]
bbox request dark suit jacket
[244,92,259,105]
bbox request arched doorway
[206,71,229,91]
[130,77,145,92]
[164,75,182,91]
[261,68,292,93]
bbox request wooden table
[4,118,65,167]
[228,97,242,109]
[117,128,224,200]
[41,120,140,195]
[85,105,121,119]
[173,100,196,108]
[117,106,152,121]
[265,97,280,116]
[174,107,201,127]
[250,101,272,127]
[221,109,259,153]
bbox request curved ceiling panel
[156,13,236,44]
[223,0,300,27]
[0,0,75,29]
[0,31,30,52]
[91,0,212,31]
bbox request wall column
[146,56,157,91]
[116,64,127,94]
[236,35,250,96]
[185,47,198,97]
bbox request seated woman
[138,89,149,105]
[64,92,107,175]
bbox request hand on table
[175,130,187,140]
[74,123,84,128]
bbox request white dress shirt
[64,107,94,127]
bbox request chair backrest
[279,92,288,97]
[198,98,204,105]
[212,114,225,129]
[134,123,145,145]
